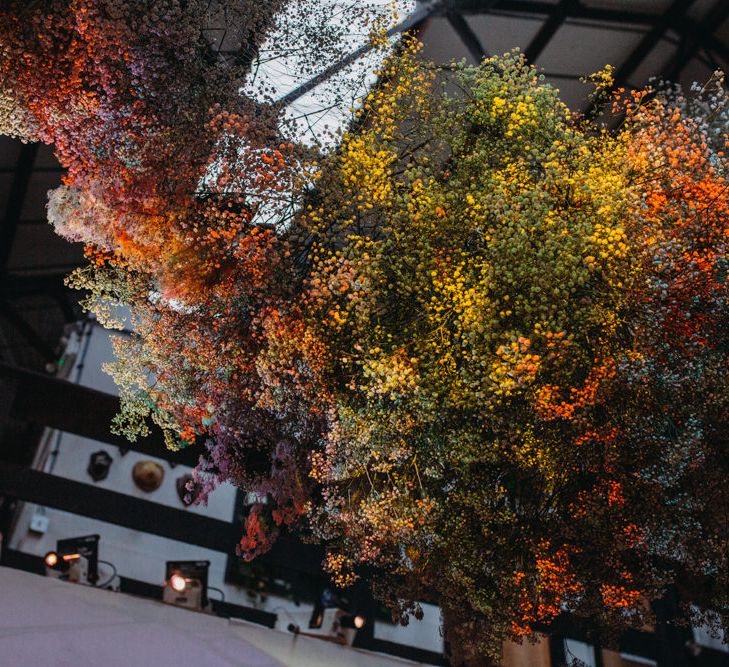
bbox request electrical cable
[95,559,118,589]
[207,586,226,602]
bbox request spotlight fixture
[339,613,366,630]
[286,609,364,646]
[170,572,187,593]
[44,534,100,585]
[164,560,210,611]
[308,600,325,629]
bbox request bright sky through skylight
[245,0,415,148]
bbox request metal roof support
[523,0,579,64]
[445,5,491,63]
[0,300,56,363]
[447,0,729,70]
[664,0,729,81]
[447,1,662,25]
[583,0,699,116]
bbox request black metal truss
[276,0,729,129]
[445,2,493,62]
[278,0,446,107]
[522,0,579,64]
[444,0,729,68]
[0,300,57,363]
[664,0,729,81]
[583,0,699,116]
[1,272,79,322]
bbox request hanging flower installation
[0,0,399,561]
[2,2,728,661]
[298,49,729,659]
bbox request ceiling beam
[610,0,698,86]
[1,272,80,322]
[0,300,56,363]
[445,8,489,62]
[445,0,729,66]
[665,0,729,80]
[583,0,699,116]
[445,1,663,25]
[523,0,579,64]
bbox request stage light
[308,600,325,629]
[170,573,187,592]
[339,613,366,630]
[164,560,210,611]
[43,535,118,590]
[44,535,100,584]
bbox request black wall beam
[0,461,325,576]
[0,362,200,467]
[354,635,449,666]
[0,143,37,274]
[0,461,237,552]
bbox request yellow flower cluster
[362,348,420,401]
[323,551,358,588]
[512,429,564,489]
[586,223,629,270]
[489,337,541,397]
[340,136,396,208]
